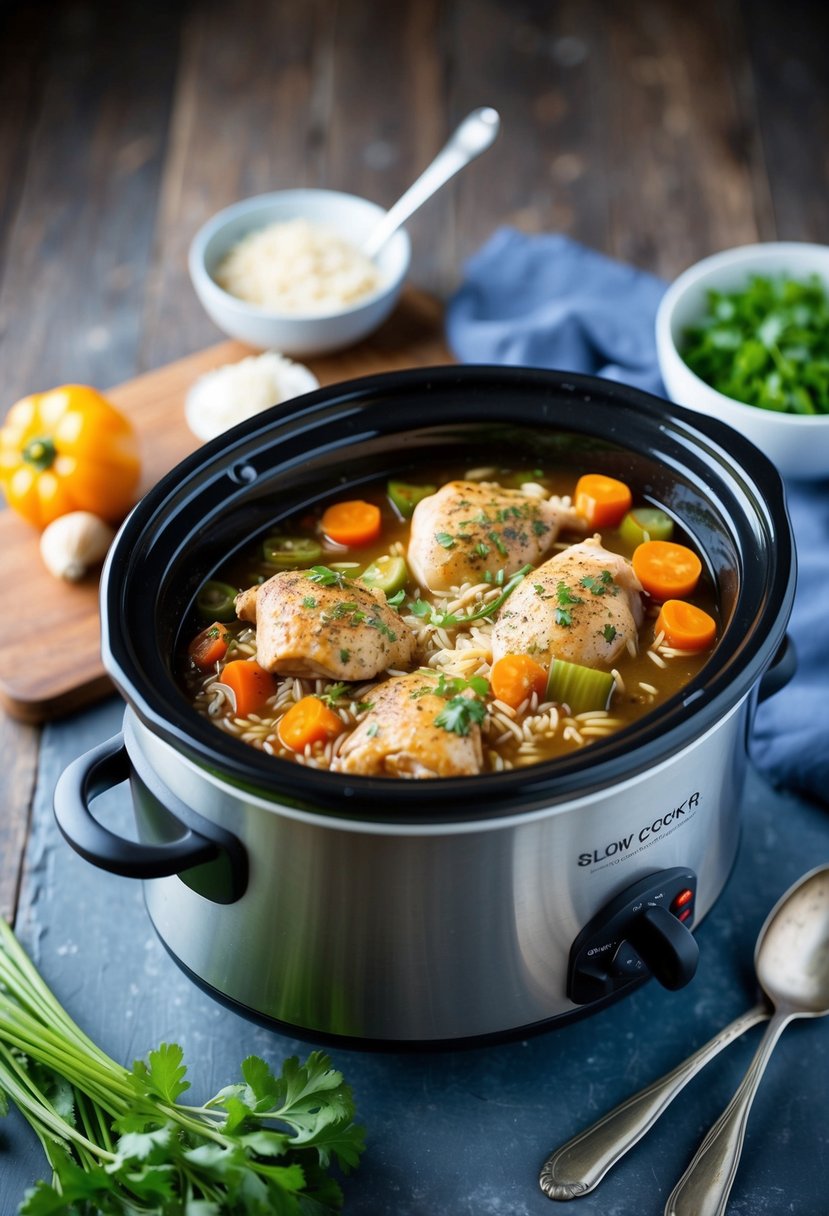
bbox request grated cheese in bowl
[184,351,319,441]
[215,218,384,314]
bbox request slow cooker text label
[578,793,701,868]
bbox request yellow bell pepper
[0,384,141,529]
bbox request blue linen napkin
[446,227,829,808]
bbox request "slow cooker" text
[577,793,701,867]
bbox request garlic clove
[39,511,116,582]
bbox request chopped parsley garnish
[411,672,490,700]
[603,624,618,643]
[339,648,350,663]
[308,565,352,588]
[435,695,487,736]
[319,682,349,706]
[580,570,617,596]
[387,588,406,607]
[555,581,583,625]
[533,583,550,599]
[475,541,491,557]
[487,530,508,556]
[407,564,532,630]
[532,519,549,537]
[367,617,397,642]
[435,531,456,549]
[302,595,317,609]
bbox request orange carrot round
[632,540,702,600]
[321,500,382,547]
[220,659,276,716]
[188,622,231,669]
[490,654,548,709]
[574,473,633,529]
[655,600,717,651]
[278,695,344,752]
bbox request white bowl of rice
[188,189,411,356]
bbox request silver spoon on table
[361,107,500,259]
[539,863,829,1204]
[665,862,829,1216]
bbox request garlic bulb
[39,511,116,582]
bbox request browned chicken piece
[332,671,484,778]
[407,480,584,592]
[235,570,416,680]
[491,538,644,669]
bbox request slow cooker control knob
[626,904,699,991]
[567,867,699,1005]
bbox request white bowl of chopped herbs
[656,242,829,480]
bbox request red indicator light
[678,907,692,923]
[673,888,694,909]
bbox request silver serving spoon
[361,107,500,259]
[539,863,829,1203]
[666,862,829,1216]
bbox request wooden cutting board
[0,290,451,723]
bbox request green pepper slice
[360,555,409,597]
[387,480,436,518]
[619,508,674,547]
[196,580,238,622]
[262,535,323,569]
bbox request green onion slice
[546,658,615,715]
[196,580,238,622]
[387,479,436,518]
[262,535,323,569]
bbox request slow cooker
[54,367,796,1045]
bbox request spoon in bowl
[539,863,829,1203]
[665,862,829,1216]
[361,107,500,259]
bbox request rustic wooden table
[1,2,828,1213]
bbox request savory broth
[180,462,719,778]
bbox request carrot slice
[574,474,633,529]
[278,695,344,752]
[655,600,717,651]
[321,500,382,547]
[188,622,231,669]
[490,654,548,710]
[632,540,702,600]
[221,659,276,716]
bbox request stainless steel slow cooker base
[129,705,745,1043]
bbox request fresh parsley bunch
[0,919,364,1214]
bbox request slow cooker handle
[53,733,247,903]
[757,634,797,703]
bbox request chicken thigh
[491,538,644,668]
[407,480,584,592]
[332,671,484,778]
[235,570,416,681]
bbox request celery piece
[546,658,615,714]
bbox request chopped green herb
[366,722,379,738]
[475,541,491,558]
[435,531,456,549]
[308,565,352,588]
[435,695,487,736]
[532,519,549,537]
[580,570,617,596]
[408,598,432,618]
[319,682,349,707]
[681,273,829,416]
[339,648,351,663]
[408,564,532,630]
[387,588,406,607]
[366,617,397,642]
[556,581,583,607]
[487,530,508,557]
[603,624,618,643]
[302,595,317,609]
[533,583,551,599]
